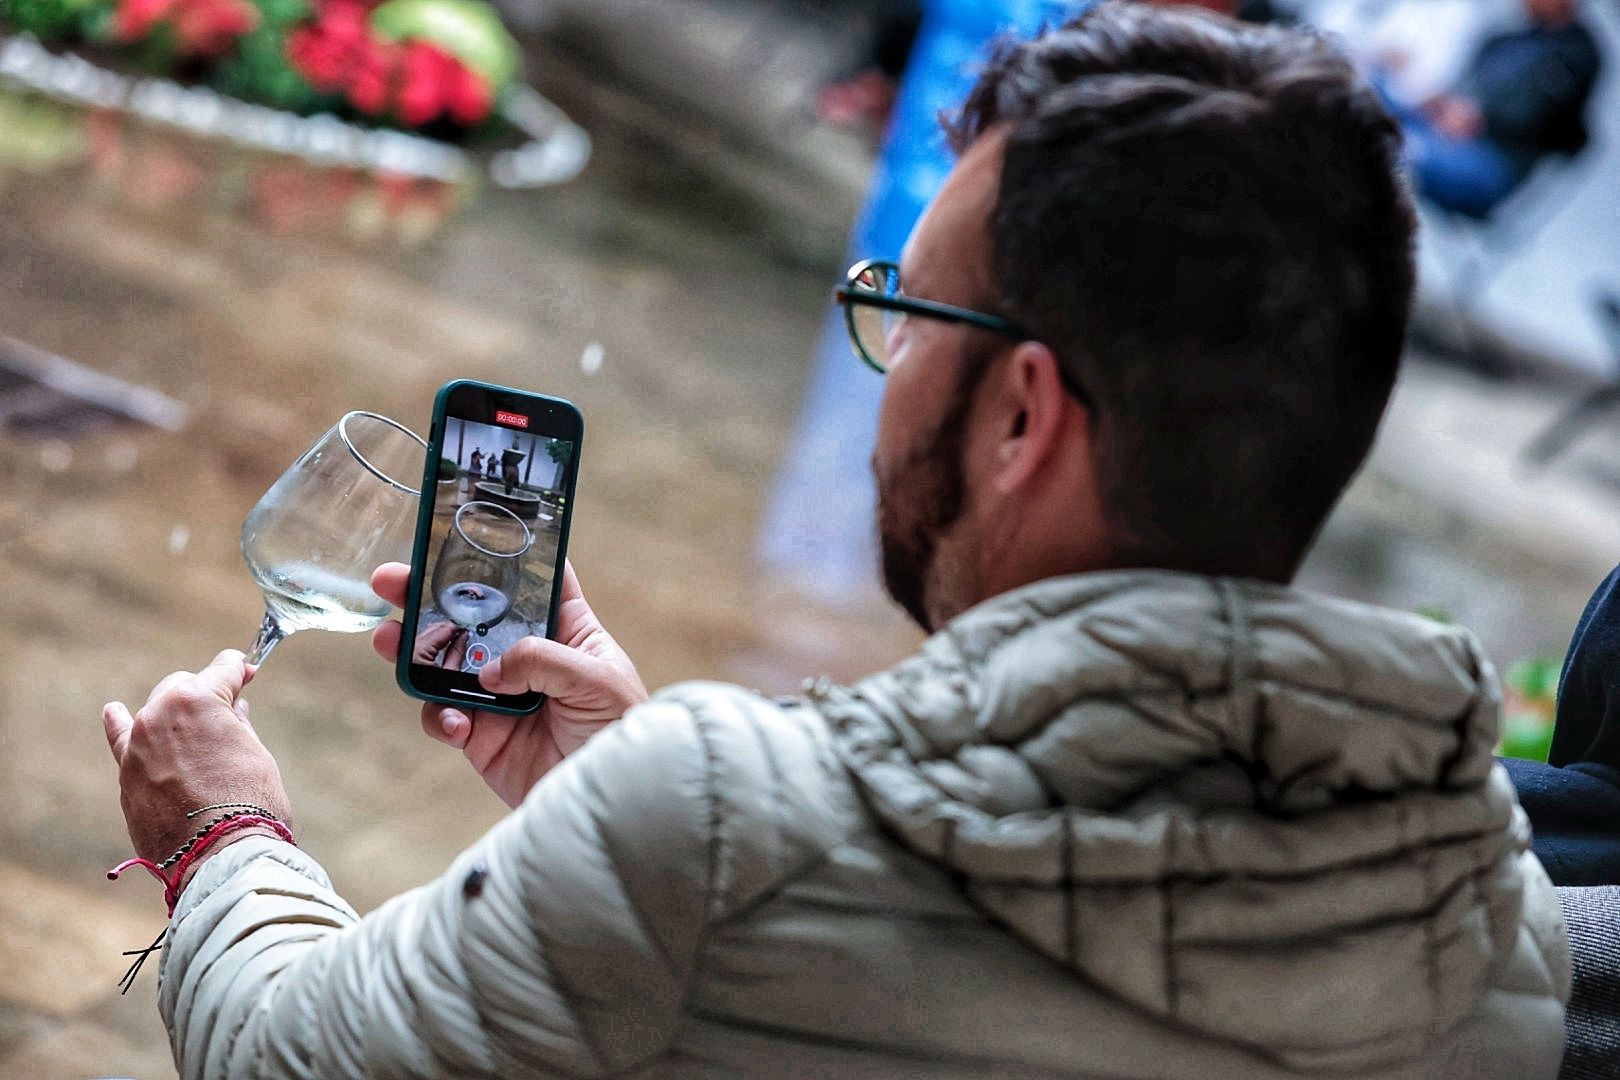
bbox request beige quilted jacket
[158,572,1570,1078]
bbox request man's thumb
[103,701,134,765]
[480,636,590,696]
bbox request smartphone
[397,379,583,715]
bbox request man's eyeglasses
[833,258,1033,375]
[833,259,1093,408]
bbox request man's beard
[873,353,990,633]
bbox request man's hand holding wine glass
[102,652,291,871]
[104,559,645,903]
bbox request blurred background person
[1373,0,1601,218]
[814,0,922,133]
[1303,0,1617,374]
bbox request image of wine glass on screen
[424,500,533,673]
[241,411,427,665]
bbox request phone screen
[402,383,579,712]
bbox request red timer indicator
[495,410,530,429]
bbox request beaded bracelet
[108,812,295,916]
[132,808,278,872]
[108,811,295,994]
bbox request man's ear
[990,340,1077,496]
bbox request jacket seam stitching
[626,699,865,1076]
[625,698,727,1079]
[885,678,1476,770]
[1061,813,1076,967]
[944,824,1510,889]
[704,824,868,932]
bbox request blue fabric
[757,0,1092,600]
[1376,82,1520,220]
[1506,566,1620,886]
[1462,24,1600,165]
[1504,758,1620,887]
[1552,566,1620,769]
[1402,118,1520,220]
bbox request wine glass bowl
[241,411,427,664]
[431,501,533,637]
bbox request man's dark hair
[950,1,1416,580]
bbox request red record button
[466,643,491,669]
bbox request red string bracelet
[109,813,295,917]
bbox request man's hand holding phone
[371,561,648,807]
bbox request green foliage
[1498,656,1561,764]
[3,0,101,41]
[545,438,570,468]
[1498,712,1555,763]
[1505,657,1561,701]
[437,456,457,480]
[212,25,325,113]
[254,0,309,27]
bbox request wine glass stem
[247,610,288,665]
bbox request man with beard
[104,5,1568,1077]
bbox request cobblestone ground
[2,34,1619,1079]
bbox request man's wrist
[173,825,290,900]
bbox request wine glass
[431,501,532,639]
[242,411,427,665]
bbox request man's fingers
[559,560,583,604]
[412,621,462,664]
[142,670,195,713]
[480,636,596,697]
[102,701,134,764]
[372,619,403,662]
[195,650,251,704]
[371,563,411,608]
[420,705,471,749]
[445,630,468,670]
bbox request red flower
[173,0,259,56]
[396,39,453,125]
[287,1,403,113]
[283,6,496,129]
[112,0,178,42]
[345,38,396,114]
[113,0,257,54]
[319,0,370,43]
[444,63,491,126]
[287,27,345,90]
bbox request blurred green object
[213,24,324,113]
[1505,657,1561,701]
[1499,711,1556,763]
[207,0,318,109]
[437,456,457,480]
[369,0,520,88]
[1499,656,1562,763]
[2,0,103,41]
[0,91,87,171]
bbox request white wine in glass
[242,411,426,664]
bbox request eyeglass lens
[852,264,900,371]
